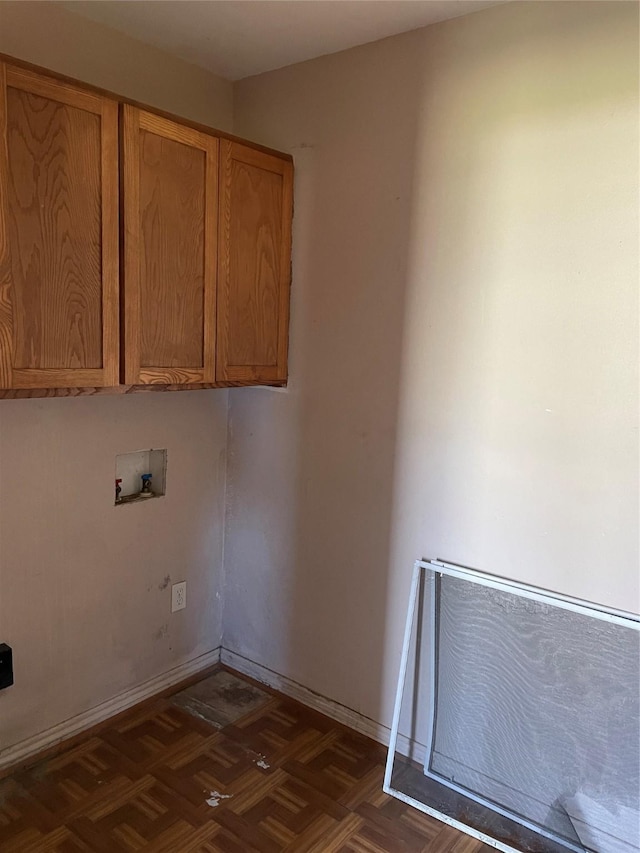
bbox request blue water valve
[140,473,153,497]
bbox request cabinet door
[217,141,293,383]
[0,63,119,389]
[121,106,218,385]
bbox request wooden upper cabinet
[121,105,218,385]
[0,55,293,396]
[0,63,119,389]
[217,140,293,384]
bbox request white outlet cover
[171,581,186,613]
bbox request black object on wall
[0,643,13,689]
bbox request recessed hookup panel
[115,449,167,505]
[0,643,14,689]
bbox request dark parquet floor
[0,668,493,852]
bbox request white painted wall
[0,0,636,755]
[0,3,233,752]
[0,1,232,125]
[226,1,639,728]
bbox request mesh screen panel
[386,564,640,853]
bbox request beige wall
[0,3,233,753]
[0,0,637,754]
[226,2,639,727]
[0,1,232,126]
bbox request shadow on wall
[223,30,429,723]
[223,0,639,733]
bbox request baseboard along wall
[0,648,222,773]
[0,646,420,775]
[219,647,420,754]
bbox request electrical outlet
[171,581,186,613]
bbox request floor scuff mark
[205,790,232,808]
[170,669,270,728]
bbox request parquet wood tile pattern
[0,669,494,852]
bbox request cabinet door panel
[122,106,217,385]
[0,64,119,388]
[217,141,292,383]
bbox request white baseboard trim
[221,649,425,760]
[2,647,422,776]
[0,647,221,773]
[221,647,395,748]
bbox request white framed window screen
[384,560,640,853]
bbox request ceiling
[61,1,505,81]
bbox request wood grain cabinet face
[217,141,293,383]
[0,57,293,395]
[121,105,218,385]
[0,63,119,389]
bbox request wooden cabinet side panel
[217,140,293,383]
[277,160,293,380]
[0,63,13,388]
